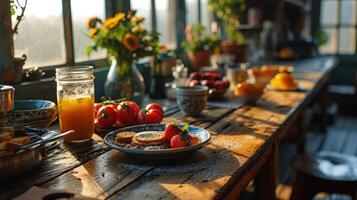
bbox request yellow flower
[87,17,98,29]
[159,45,169,53]
[114,12,125,22]
[103,17,119,30]
[132,25,144,33]
[123,34,140,52]
[131,17,145,24]
[89,28,99,38]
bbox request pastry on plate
[270,72,298,91]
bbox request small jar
[56,66,95,142]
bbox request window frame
[318,0,357,56]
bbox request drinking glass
[56,66,94,142]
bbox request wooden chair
[290,151,357,200]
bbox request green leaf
[181,124,190,133]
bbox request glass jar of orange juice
[56,66,95,142]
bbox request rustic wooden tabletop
[0,57,337,200]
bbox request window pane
[320,0,338,25]
[71,0,106,62]
[340,0,356,25]
[319,28,337,54]
[131,0,152,31]
[155,0,177,47]
[200,0,210,28]
[13,0,65,68]
[185,0,199,25]
[338,28,356,54]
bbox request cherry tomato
[94,103,103,116]
[145,103,164,117]
[170,134,190,148]
[116,101,140,126]
[137,109,162,124]
[96,105,117,128]
[164,123,180,142]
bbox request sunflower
[159,45,169,53]
[131,17,145,24]
[87,17,98,29]
[132,25,144,33]
[89,28,99,38]
[123,34,140,52]
[103,17,119,30]
[114,12,125,22]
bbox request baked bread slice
[115,131,136,144]
[133,131,164,143]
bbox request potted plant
[87,10,160,104]
[0,0,27,84]
[209,0,248,62]
[182,24,220,69]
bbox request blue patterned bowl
[176,86,209,115]
[8,100,57,128]
[104,123,211,160]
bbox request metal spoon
[20,130,74,150]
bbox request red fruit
[189,80,200,87]
[116,101,140,126]
[94,103,103,116]
[145,103,164,117]
[201,80,214,88]
[96,105,117,128]
[189,72,201,80]
[137,109,162,124]
[214,81,226,90]
[164,123,180,142]
[222,79,230,88]
[170,134,190,148]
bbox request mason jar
[56,66,95,142]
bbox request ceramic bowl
[176,86,209,115]
[8,100,57,128]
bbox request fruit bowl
[187,72,230,100]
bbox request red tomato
[164,123,180,142]
[170,134,190,148]
[116,101,140,126]
[145,103,164,117]
[96,105,117,128]
[94,103,103,116]
[137,109,162,124]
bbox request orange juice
[58,96,94,142]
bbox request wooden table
[1,57,337,200]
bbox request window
[71,0,106,62]
[8,0,212,69]
[185,0,199,25]
[320,0,357,55]
[130,0,152,31]
[13,0,66,69]
[155,0,176,47]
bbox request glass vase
[104,57,145,104]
